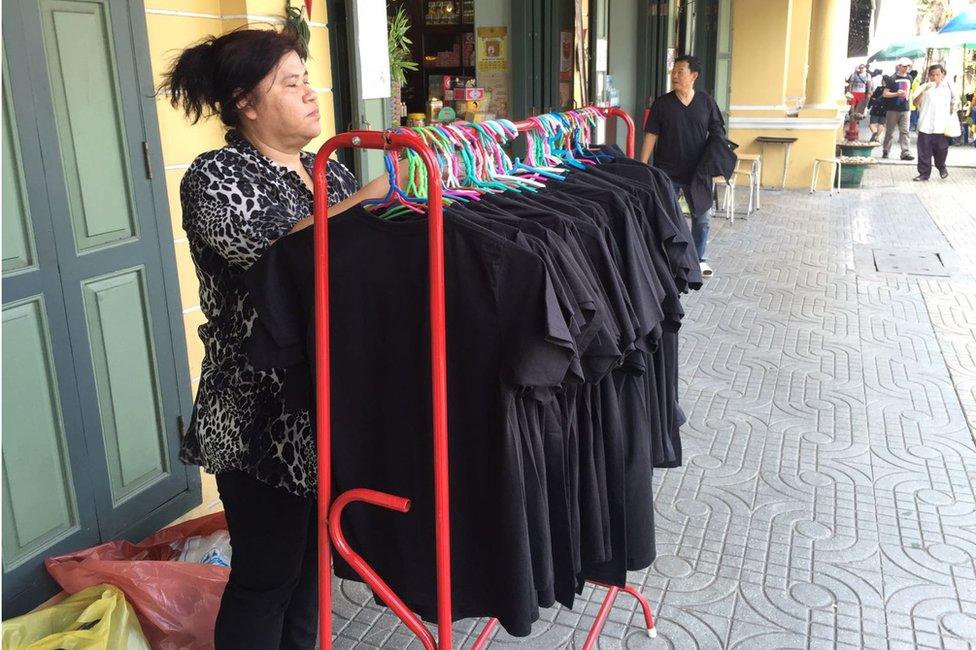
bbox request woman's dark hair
[928,63,946,75]
[159,26,307,127]
[674,54,702,75]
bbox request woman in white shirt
[913,64,956,181]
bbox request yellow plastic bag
[2,584,150,650]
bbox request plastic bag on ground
[2,583,150,650]
[177,530,232,567]
[45,512,229,650]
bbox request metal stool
[712,175,735,224]
[810,158,842,195]
[735,153,762,212]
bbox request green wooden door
[2,0,199,614]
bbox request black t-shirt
[449,196,623,607]
[644,90,725,185]
[885,74,911,112]
[591,146,703,291]
[242,162,689,626]
[244,206,578,636]
[550,175,666,343]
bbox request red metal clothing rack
[313,106,651,650]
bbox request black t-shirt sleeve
[243,230,310,369]
[497,245,577,389]
[708,96,726,136]
[644,100,663,135]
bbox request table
[755,136,798,190]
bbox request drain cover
[873,250,949,276]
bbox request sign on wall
[476,26,508,72]
[476,26,509,117]
[354,0,391,99]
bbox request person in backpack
[866,75,888,143]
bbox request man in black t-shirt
[882,57,915,161]
[640,54,725,278]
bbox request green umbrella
[868,32,976,63]
[867,37,929,62]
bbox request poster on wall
[560,31,573,82]
[666,47,676,91]
[355,0,391,99]
[476,26,508,72]
[476,26,509,117]
[595,38,608,72]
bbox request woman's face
[240,50,321,146]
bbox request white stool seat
[810,157,842,195]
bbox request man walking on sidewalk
[882,58,915,161]
[913,63,955,181]
[640,54,725,278]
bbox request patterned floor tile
[323,168,976,648]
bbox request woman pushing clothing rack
[160,25,400,650]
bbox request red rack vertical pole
[582,110,660,648]
[600,106,636,158]
[312,137,339,650]
[312,130,452,649]
[416,132,454,650]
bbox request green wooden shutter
[2,0,200,614]
[1,63,37,275]
[1,19,101,612]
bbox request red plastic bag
[45,512,229,650]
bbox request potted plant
[388,4,418,124]
[836,155,877,188]
[837,139,880,158]
[285,1,311,51]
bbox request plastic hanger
[361,153,426,216]
[542,113,587,170]
[499,118,566,180]
[463,122,541,193]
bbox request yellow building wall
[729,0,790,114]
[786,0,813,105]
[144,0,338,522]
[731,128,839,191]
[728,0,845,190]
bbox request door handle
[346,118,373,131]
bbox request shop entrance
[672,0,732,114]
[330,0,605,178]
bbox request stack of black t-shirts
[243,151,701,637]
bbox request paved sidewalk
[856,120,976,168]
[328,165,976,649]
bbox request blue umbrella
[939,8,976,34]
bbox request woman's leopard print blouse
[179,131,358,497]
